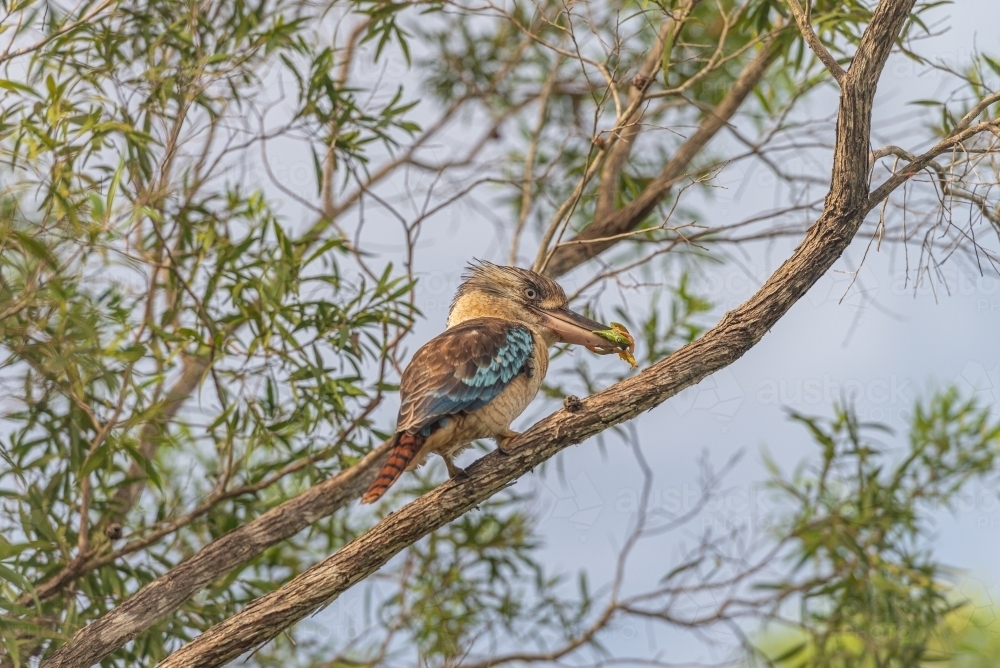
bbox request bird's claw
[497,430,521,455]
[445,458,468,480]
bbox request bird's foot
[444,457,468,480]
[496,429,521,455]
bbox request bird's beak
[533,306,613,349]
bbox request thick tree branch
[151,3,916,664]
[40,440,393,668]
[544,38,783,277]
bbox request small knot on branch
[104,523,123,541]
[631,73,651,90]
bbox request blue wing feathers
[397,319,534,433]
[424,326,530,413]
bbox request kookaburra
[361,261,617,504]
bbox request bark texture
[41,440,392,668]
[149,3,917,664]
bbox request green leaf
[0,79,37,95]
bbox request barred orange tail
[361,432,425,504]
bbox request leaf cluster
[761,392,1000,667]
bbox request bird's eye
[524,287,538,300]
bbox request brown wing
[395,318,534,435]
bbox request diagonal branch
[786,0,846,84]
[593,2,695,224]
[39,439,393,668]
[150,3,917,665]
[544,38,783,278]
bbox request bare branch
[594,4,694,224]
[867,118,1000,207]
[510,64,561,265]
[785,0,846,84]
[544,36,783,277]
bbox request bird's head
[448,260,615,349]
